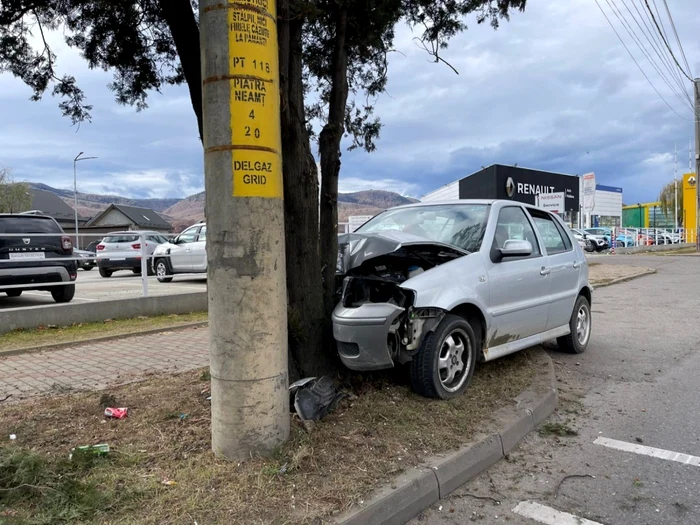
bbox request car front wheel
[51,284,76,303]
[557,295,591,354]
[410,314,477,399]
[155,259,173,283]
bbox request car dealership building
[421,164,623,228]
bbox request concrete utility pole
[200,0,289,459]
[674,142,677,229]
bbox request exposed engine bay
[335,231,468,362]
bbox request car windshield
[0,216,61,233]
[356,204,490,252]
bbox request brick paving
[0,326,209,402]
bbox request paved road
[0,269,206,310]
[411,254,700,525]
[0,326,209,401]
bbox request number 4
[249,110,255,120]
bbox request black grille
[337,341,360,358]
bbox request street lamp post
[73,152,97,248]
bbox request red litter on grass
[104,407,128,419]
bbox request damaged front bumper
[332,303,405,371]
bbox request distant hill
[27,183,417,232]
[28,183,181,218]
[162,189,418,230]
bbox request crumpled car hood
[336,230,467,274]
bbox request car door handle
[573,261,581,269]
[540,267,551,276]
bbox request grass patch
[0,312,208,353]
[654,246,698,256]
[539,422,578,437]
[0,351,537,524]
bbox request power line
[593,0,692,121]
[606,0,693,112]
[631,0,692,105]
[643,0,693,81]
[661,0,692,77]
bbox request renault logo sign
[689,176,697,187]
[505,177,515,198]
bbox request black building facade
[458,165,580,212]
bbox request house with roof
[26,188,88,229]
[84,204,172,233]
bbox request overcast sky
[0,0,697,204]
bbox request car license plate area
[9,252,46,260]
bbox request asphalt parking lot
[0,269,206,310]
[412,254,700,525]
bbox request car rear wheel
[82,265,93,271]
[99,267,113,278]
[557,295,591,354]
[410,314,477,399]
[5,290,22,298]
[51,284,75,304]
[155,259,173,283]
[132,267,142,274]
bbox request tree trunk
[319,5,349,322]
[158,0,203,140]
[279,0,337,379]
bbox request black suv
[0,214,78,303]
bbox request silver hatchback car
[333,200,592,399]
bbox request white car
[151,222,207,282]
[96,231,170,277]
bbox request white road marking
[512,501,604,525]
[594,437,700,466]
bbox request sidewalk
[0,326,209,402]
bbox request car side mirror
[499,239,533,258]
[172,236,180,244]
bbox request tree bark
[319,5,349,322]
[279,0,337,378]
[158,0,203,140]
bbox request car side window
[197,226,206,242]
[491,206,541,261]
[528,210,572,255]
[178,227,198,244]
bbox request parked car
[654,231,681,244]
[333,200,592,399]
[74,248,96,270]
[584,227,612,242]
[0,213,77,303]
[85,240,102,253]
[96,231,171,277]
[575,229,608,251]
[570,229,595,252]
[151,222,207,283]
[615,230,635,247]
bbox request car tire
[410,314,477,399]
[82,265,93,271]
[5,290,22,298]
[155,259,173,283]
[51,284,75,304]
[132,267,142,274]
[584,241,595,253]
[99,267,112,278]
[557,295,591,354]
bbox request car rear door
[528,208,580,331]
[485,205,549,344]
[190,225,207,272]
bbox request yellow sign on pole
[682,173,697,243]
[228,0,282,198]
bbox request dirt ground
[0,351,537,525]
[588,263,654,287]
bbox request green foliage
[658,179,683,225]
[0,167,32,213]
[0,445,146,524]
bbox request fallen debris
[289,376,347,421]
[69,444,110,460]
[104,407,129,419]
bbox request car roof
[102,230,163,235]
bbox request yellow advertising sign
[228,0,282,198]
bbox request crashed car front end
[332,231,466,371]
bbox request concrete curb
[336,349,558,525]
[0,321,209,359]
[591,268,656,289]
